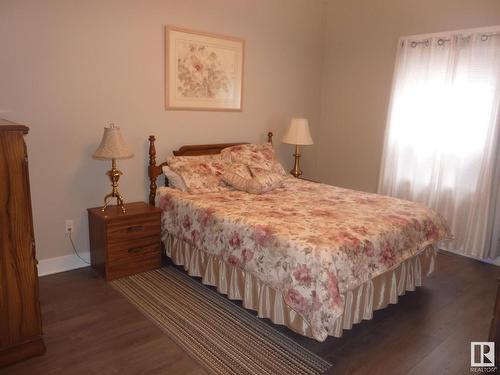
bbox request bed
[147,133,450,342]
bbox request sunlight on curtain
[379,29,500,259]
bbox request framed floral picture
[165,26,245,111]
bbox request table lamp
[92,123,134,213]
[281,118,313,178]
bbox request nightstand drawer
[107,215,160,242]
[108,236,160,262]
[106,252,161,280]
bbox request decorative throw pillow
[221,143,286,175]
[249,167,285,191]
[222,172,264,194]
[226,163,252,179]
[223,167,284,195]
[162,166,187,191]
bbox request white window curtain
[378,27,500,259]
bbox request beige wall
[4,0,499,263]
[0,0,325,260]
[316,0,500,192]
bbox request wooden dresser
[0,120,45,367]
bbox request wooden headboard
[148,132,274,205]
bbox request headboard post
[148,135,157,205]
[268,132,273,144]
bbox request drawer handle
[128,247,144,254]
[126,225,144,233]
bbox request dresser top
[0,118,29,133]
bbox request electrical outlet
[65,220,74,234]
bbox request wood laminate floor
[1,251,498,375]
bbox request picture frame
[165,26,245,111]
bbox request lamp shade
[281,118,314,145]
[92,124,134,160]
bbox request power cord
[68,228,90,265]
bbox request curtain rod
[405,31,500,48]
[401,25,500,40]
[481,32,500,41]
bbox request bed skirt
[163,234,437,341]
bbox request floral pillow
[167,154,222,167]
[221,143,286,175]
[167,159,229,194]
[167,154,252,194]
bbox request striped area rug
[111,267,332,375]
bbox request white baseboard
[38,252,91,276]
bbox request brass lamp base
[102,159,126,213]
[290,144,302,178]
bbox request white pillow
[162,165,187,192]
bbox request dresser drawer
[107,215,160,242]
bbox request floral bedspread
[157,177,450,341]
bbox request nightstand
[87,202,162,280]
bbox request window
[379,27,500,258]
